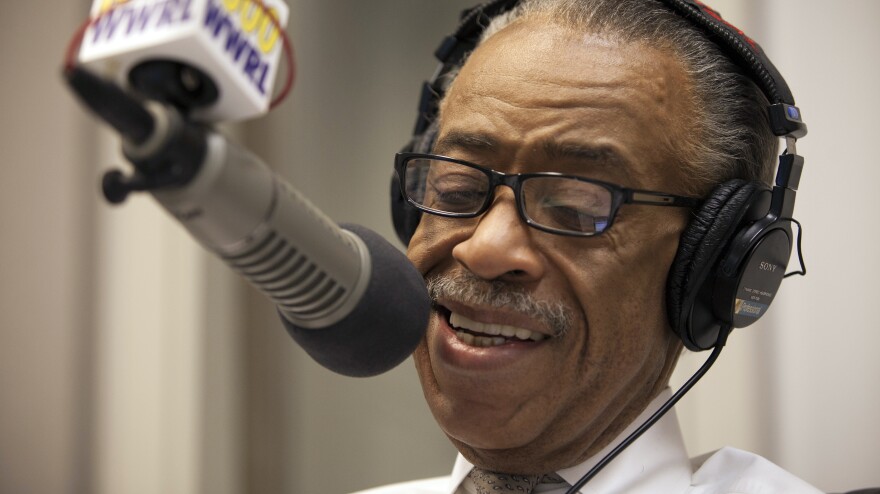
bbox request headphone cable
[564,326,730,493]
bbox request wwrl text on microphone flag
[79,0,289,122]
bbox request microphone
[77,0,290,122]
[65,66,430,377]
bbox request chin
[449,435,562,475]
[444,422,529,451]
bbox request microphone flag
[78,0,289,122]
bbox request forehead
[436,18,695,190]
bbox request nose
[452,190,545,282]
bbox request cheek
[406,216,474,274]
[412,338,438,403]
[563,223,682,359]
[406,220,442,274]
[557,238,680,419]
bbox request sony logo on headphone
[759,261,779,272]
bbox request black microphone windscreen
[281,224,430,377]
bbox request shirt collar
[446,388,692,493]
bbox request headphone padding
[667,179,764,345]
[390,173,421,246]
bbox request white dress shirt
[351,390,823,494]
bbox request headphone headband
[411,0,807,145]
[659,0,807,138]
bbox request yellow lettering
[98,0,130,14]
[257,7,280,53]
[218,0,282,53]
[240,0,262,33]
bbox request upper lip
[436,298,557,338]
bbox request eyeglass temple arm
[627,190,701,208]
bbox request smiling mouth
[443,308,548,347]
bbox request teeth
[455,332,507,347]
[450,312,547,346]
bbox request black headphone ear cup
[390,173,421,246]
[667,179,765,350]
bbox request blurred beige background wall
[1,1,878,493]
[1,1,95,493]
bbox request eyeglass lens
[405,157,489,214]
[404,157,614,235]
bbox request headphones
[391,0,807,351]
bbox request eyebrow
[433,131,498,155]
[542,140,623,167]
[434,131,630,178]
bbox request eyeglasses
[395,152,702,237]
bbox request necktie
[466,468,566,493]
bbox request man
[358,0,821,492]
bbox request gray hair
[428,0,778,196]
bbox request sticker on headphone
[734,298,769,319]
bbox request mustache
[425,271,573,337]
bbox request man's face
[407,18,695,473]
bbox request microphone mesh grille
[222,230,347,319]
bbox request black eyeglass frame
[395,152,703,237]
